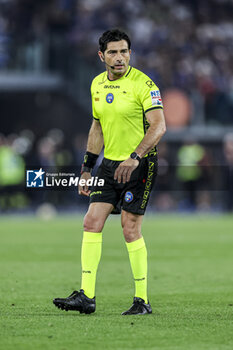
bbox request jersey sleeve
[91,79,100,120]
[138,78,163,114]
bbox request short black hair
[99,29,131,53]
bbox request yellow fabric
[126,236,146,252]
[81,231,102,298]
[126,237,148,303]
[91,66,163,161]
[82,231,102,243]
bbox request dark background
[0,0,233,213]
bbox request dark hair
[99,29,131,53]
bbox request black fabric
[89,155,157,215]
[83,151,99,168]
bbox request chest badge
[106,93,114,104]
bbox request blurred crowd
[0,0,233,123]
[70,0,233,96]
[0,129,232,213]
[0,0,233,124]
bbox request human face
[98,40,131,80]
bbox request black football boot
[53,289,96,314]
[122,297,152,315]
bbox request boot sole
[53,300,95,314]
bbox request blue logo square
[26,169,45,188]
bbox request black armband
[83,151,99,168]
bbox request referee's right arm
[79,120,104,196]
[86,119,104,155]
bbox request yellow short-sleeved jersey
[91,66,163,161]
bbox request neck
[107,66,129,81]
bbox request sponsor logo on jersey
[146,80,154,88]
[125,191,134,203]
[106,93,114,103]
[104,85,120,89]
[150,90,163,106]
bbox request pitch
[0,214,233,350]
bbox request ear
[98,51,104,62]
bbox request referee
[53,29,166,315]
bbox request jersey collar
[107,66,132,81]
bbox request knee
[83,212,104,232]
[122,219,140,243]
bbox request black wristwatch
[130,152,141,161]
[81,164,92,174]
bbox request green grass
[0,214,233,350]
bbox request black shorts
[89,156,158,215]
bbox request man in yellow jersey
[53,29,166,315]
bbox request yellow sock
[81,231,102,299]
[126,237,148,303]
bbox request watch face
[130,152,137,159]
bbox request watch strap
[130,152,141,161]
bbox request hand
[114,158,139,184]
[78,172,91,196]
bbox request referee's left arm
[135,108,166,158]
[114,109,166,184]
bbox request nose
[116,53,123,62]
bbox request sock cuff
[83,231,102,243]
[126,237,145,252]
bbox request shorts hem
[122,207,145,216]
[89,198,117,207]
